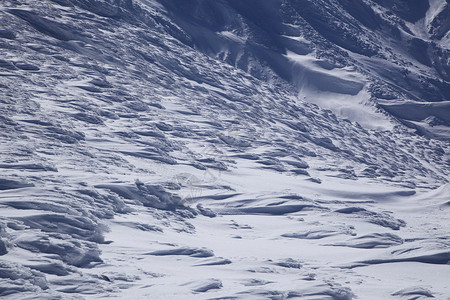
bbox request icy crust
[0,0,449,299]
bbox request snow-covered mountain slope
[0,0,449,299]
[162,0,450,137]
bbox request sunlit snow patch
[286,51,394,130]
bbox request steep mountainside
[0,1,449,299]
[161,0,450,137]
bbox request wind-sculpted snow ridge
[0,0,449,299]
